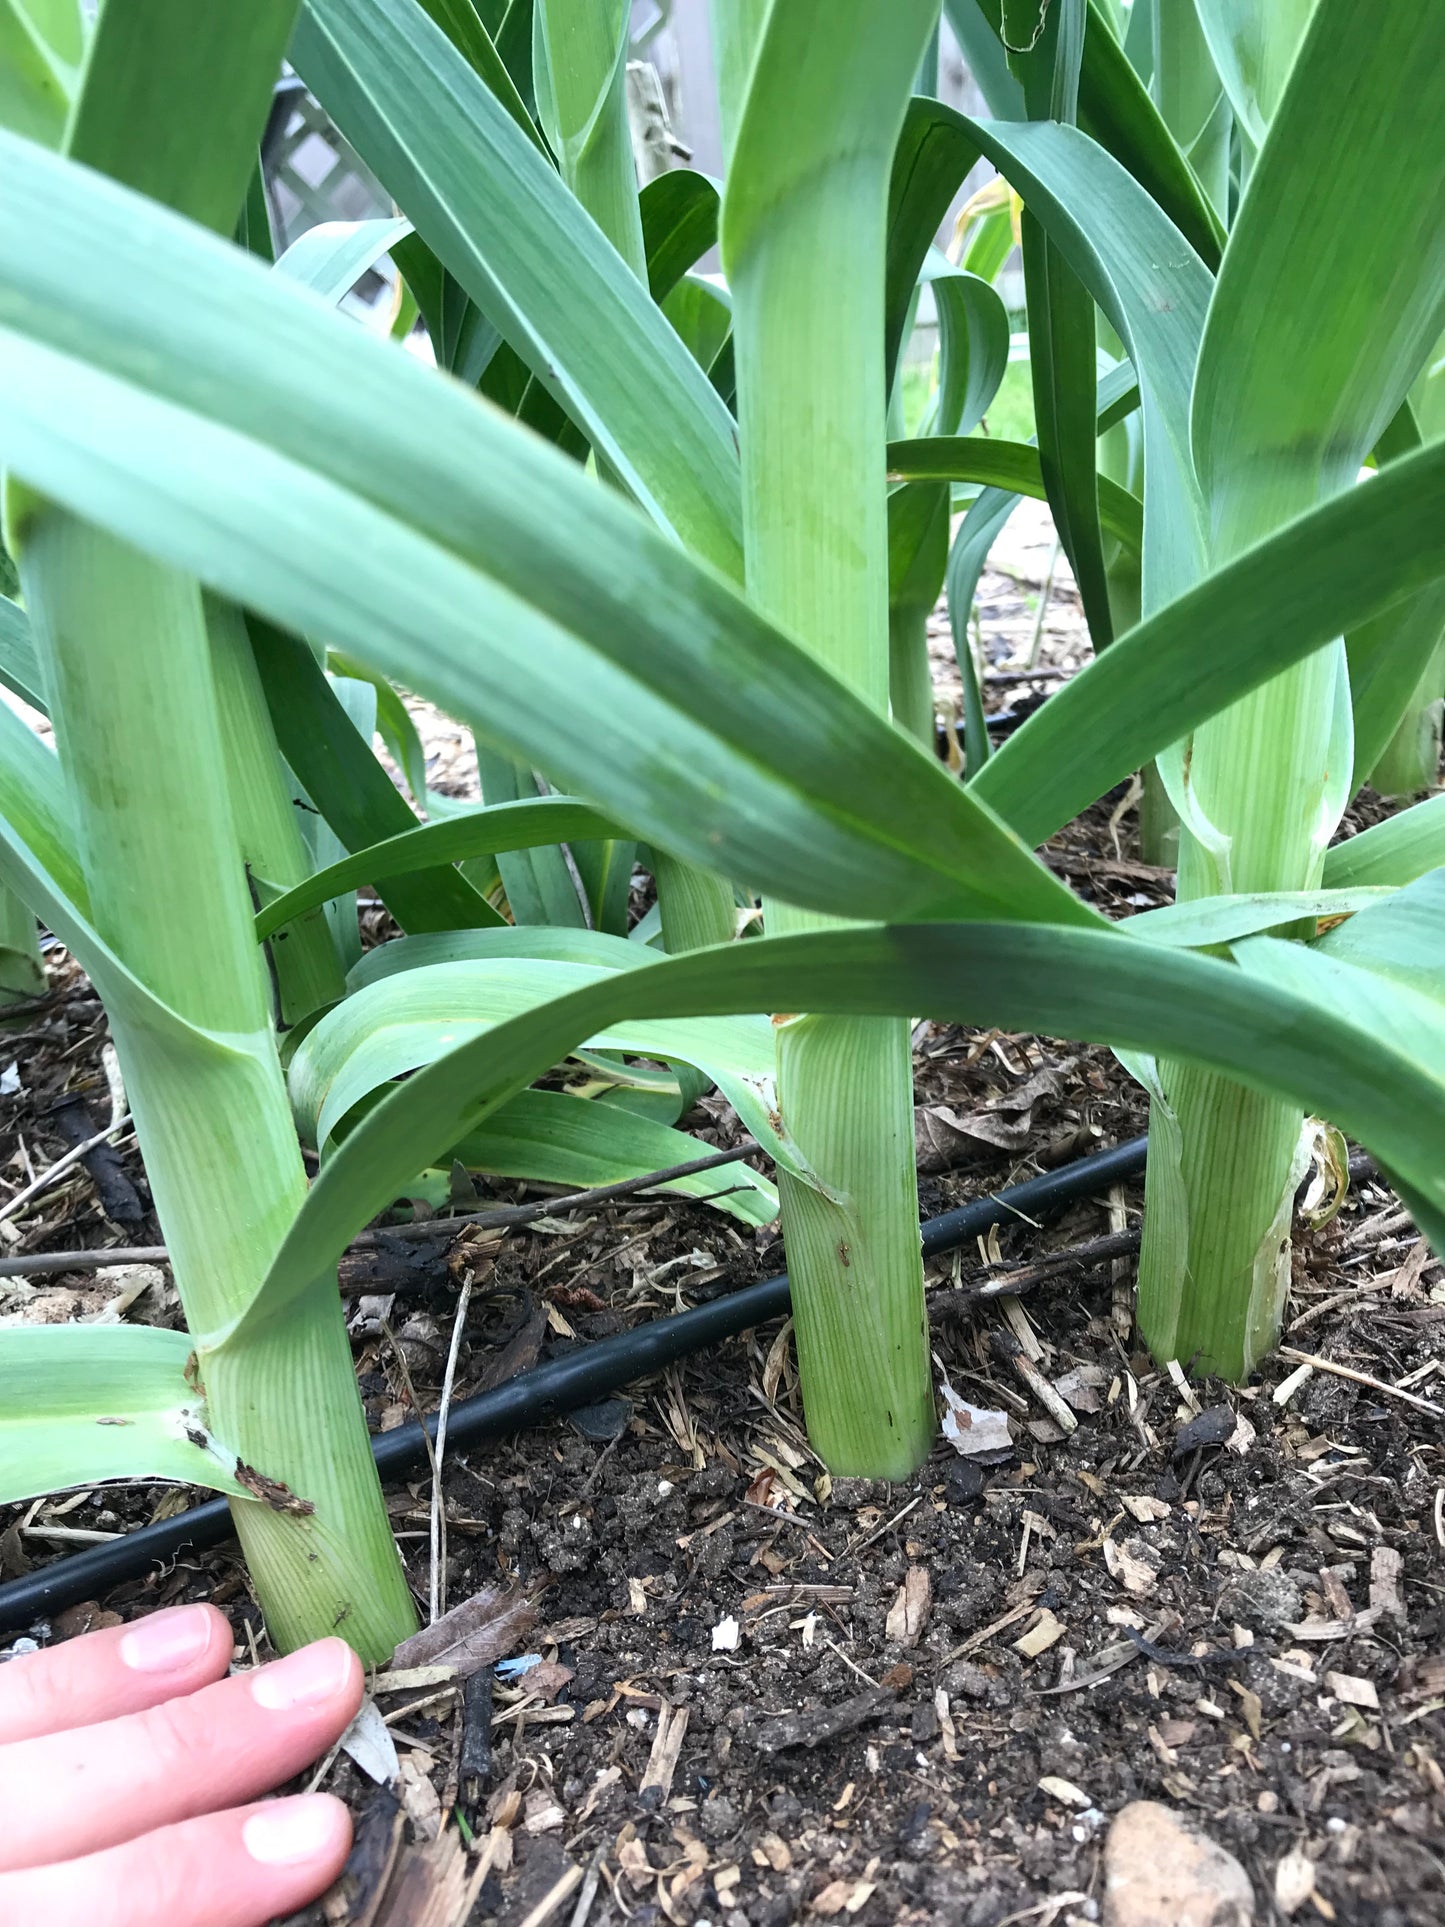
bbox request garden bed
[2,529,1441,1926]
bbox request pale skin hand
[0,1604,363,1927]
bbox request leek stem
[724,3,939,1477]
[205,596,347,1029]
[0,881,44,1005]
[1368,633,1445,798]
[15,514,415,1659]
[538,0,736,954]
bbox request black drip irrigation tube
[0,1136,1146,1633]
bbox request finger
[0,1605,235,1744]
[0,1636,363,1871]
[0,1793,352,1927]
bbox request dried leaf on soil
[390,1585,539,1679]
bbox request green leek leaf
[293,0,743,573]
[0,1325,249,1505]
[890,436,1142,553]
[974,442,1445,846]
[1322,797,1445,891]
[275,216,414,305]
[247,918,1445,1341]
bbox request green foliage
[0,0,1441,1639]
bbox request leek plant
[721,4,941,1473]
[0,0,1444,1656]
[2,0,418,1661]
[929,0,1444,1377]
[1132,0,1445,1377]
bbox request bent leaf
[890,436,1142,553]
[0,1325,249,1504]
[237,918,1445,1344]
[449,1087,778,1225]
[293,0,742,573]
[974,443,1445,847]
[254,794,625,939]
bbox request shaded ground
[2,518,1442,1926]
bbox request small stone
[1219,1568,1304,1634]
[700,1794,740,1842]
[943,1460,987,1504]
[1274,1848,1316,1916]
[911,1699,940,1744]
[1103,1800,1254,1927]
[1173,1404,1239,1458]
[712,1615,741,1653]
[567,1397,632,1442]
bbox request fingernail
[244,1796,344,1866]
[251,1638,354,1712]
[119,1605,215,1674]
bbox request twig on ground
[568,1849,607,1927]
[1288,1278,1395,1335]
[847,1496,921,1557]
[0,1115,133,1225]
[931,1228,1141,1320]
[1277,1345,1445,1418]
[368,1141,760,1242]
[516,1866,584,1927]
[380,1316,439,1489]
[0,1244,168,1279]
[984,666,1069,685]
[431,1274,474,1625]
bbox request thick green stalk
[1141,628,1349,1379]
[708,0,770,168]
[1097,374,1177,864]
[0,877,44,1003]
[1369,633,1444,798]
[534,0,644,281]
[1134,3,1213,870]
[724,2,939,1477]
[14,517,414,1656]
[888,484,949,748]
[537,0,735,954]
[1137,0,1445,1380]
[12,0,415,1655]
[205,596,347,1029]
[1370,354,1445,797]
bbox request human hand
[0,1604,363,1926]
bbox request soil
[1,512,1442,1927]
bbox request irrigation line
[0,1136,1147,1632]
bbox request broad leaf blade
[0,129,1087,933]
[1323,796,1445,890]
[293,0,743,573]
[0,1325,249,1503]
[254,793,623,939]
[974,444,1445,846]
[245,917,1445,1339]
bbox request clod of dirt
[1218,1567,1305,1633]
[1103,1800,1255,1927]
[567,1397,631,1441]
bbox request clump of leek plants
[0,0,1443,1664]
